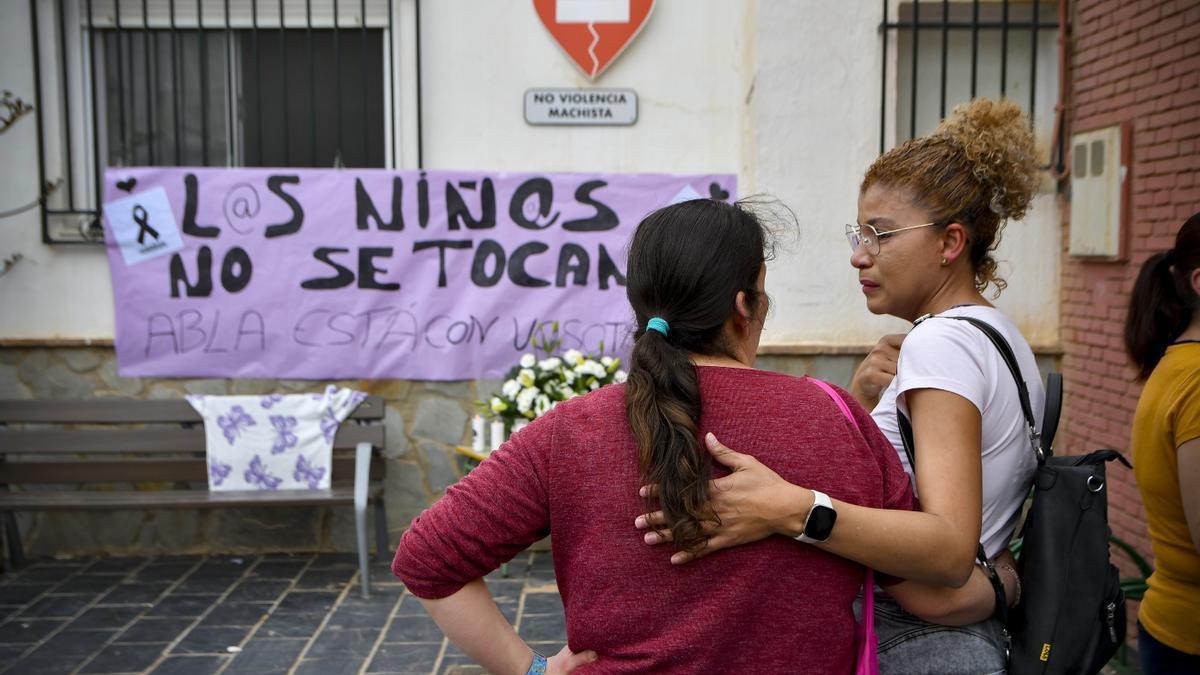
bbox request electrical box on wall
[1069,124,1130,258]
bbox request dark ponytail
[624,199,770,554]
[1125,212,1200,379]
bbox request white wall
[749,1,1061,350]
[0,0,117,341]
[419,0,747,174]
[747,0,906,345]
[0,0,1060,349]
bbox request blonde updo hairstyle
[861,98,1040,296]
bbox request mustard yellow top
[1133,341,1200,655]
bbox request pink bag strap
[809,378,878,675]
[810,378,858,431]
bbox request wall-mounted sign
[534,0,655,80]
[100,167,736,380]
[525,88,637,126]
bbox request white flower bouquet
[480,348,627,429]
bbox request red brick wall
[1060,0,1200,640]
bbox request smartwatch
[795,490,837,543]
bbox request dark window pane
[103,30,229,167]
[240,29,385,168]
[102,27,384,169]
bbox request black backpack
[898,314,1130,675]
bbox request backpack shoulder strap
[898,410,917,471]
[943,316,1038,432]
[1041,372,1062,454]
[896,314,1047,465]
[940,315,1046,463]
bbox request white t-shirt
[187,386,366,492]
[870,305,1042,558]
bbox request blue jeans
[862,591,1007,675]
[1138,621,1200,675]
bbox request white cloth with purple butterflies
[186,386,368,491]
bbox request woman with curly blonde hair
[635,98,1042,674]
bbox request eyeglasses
[845,221,939,256]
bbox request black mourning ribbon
[132,205,160,245]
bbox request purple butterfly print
[347,391,368,410]
[293,455,327,490]
[217,405,256,445]
[260,394,284,409]
[320,408,340,444]
[244,455,282,490]
[209,458,232,486]
[269,415,299,455]
[312,385,338,402]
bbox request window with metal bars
[31,0,400,244]
[879,0,1062,161]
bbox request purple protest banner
[101,168,736,380]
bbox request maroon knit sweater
[393,367,914,672]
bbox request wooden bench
[0,397,388,598]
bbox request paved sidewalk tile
[0,618,62,643]
[172,625,253,654]
[80,643,164,673]
[149,655,230,674]
[116,617,194,644]
[222,638,308,674]
[368,642,441,672]
[0,551,566,675]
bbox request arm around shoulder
[816,388,983,586]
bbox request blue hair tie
[646,317,670,336]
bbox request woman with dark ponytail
[393,198,921,671]
[1125,213,1200,674]
[623,199,773,554]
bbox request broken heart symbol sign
[534,0,655,81]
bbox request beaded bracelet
[997,563,1022,607]
[527,650,548,675]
